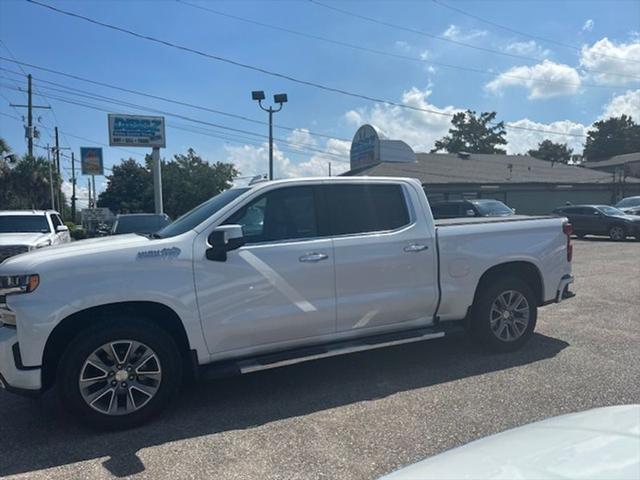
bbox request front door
[326,182,439,333]
[194,185,336,356]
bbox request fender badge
[136,247,181,260]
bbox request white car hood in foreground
[381,405,640,480]
[0,232,50,246]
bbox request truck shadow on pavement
[0,333,568,477]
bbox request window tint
[0,215,50,233]
[432,203,461,218]
[225,186,318,243]
[50,214,62,228]
[326,184,410,235]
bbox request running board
[200,323,463,380]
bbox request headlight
[0,274,40,296]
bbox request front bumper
[0,326,41,396]
[555,274,575,303]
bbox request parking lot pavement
[1,239,638,480]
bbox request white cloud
[486,60,582,99]
[442,24,487,42]
[600,89,640,119]
[580,38,640,85]
[395,40,411,52]
[286,128,317,151]
[582,19,594,32]
[504,119,587,154]
[504,40,550,58]
[224,136,350,180]
[345,86,460,152]
[61,181,90,209]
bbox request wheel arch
[473,261,544,307]
[42,301,193,391]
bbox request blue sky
[1,0,639,202]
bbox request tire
[608,225,626,241]
[56,317,183,430]
[471,276,537,353]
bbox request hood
[0,234,151,271]
[0,232,51,247]
[380,405,640,480]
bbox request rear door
[327,182,439,333]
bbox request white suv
[0,210,71,263]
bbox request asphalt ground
[1,238,638,479]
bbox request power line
[0,79,350,160]
[308,0,640,80]
[0,58,349,143]
[24,0,594,138]
[176,0,627,91]
[430,0,640,65]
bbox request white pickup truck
[0,177,574,428]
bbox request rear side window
[431,203,461,219]
[326,184,410,235]
[225,186,318,244]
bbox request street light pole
[252,91,288,180]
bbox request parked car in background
[615,196,640,216]
[553,204,640,241]
[380,404,640,480]
[431,199,515,220]
[0,210,71,263]
[111,213,171,236]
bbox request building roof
[344,152,640,184]
[582,152,640,168]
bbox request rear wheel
[471,276,537,352]
[609,225,626,241]
[56,317,182,430]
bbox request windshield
[597,206,627,216]
[156,188,250,238]
[615,197,640,208]
[0,215,50,233]
[113,215,170,234]
[473,200,513,216]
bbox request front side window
[50,214,62,229]
[473,200,513,216]
[225,186,318,244]
[326,184,410,235]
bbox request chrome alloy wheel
[489,290,530,342]
[79,340,162,416]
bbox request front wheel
[56,318,183,429]
[471,276,537,352]
[609,225,626,241]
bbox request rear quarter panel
[436,217,570,321]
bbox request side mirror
[56,225,69,233]
[511,208,516,214]
[466,209,475,216]
[206,225,245,262]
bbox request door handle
[299,252,329,263]
[404,244,429,253]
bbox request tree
[98,149,238,218]
[97,158,153,214]
[583,115,640,160]
[432,110,507,154]
[528,140,573,164]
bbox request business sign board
[80,147,104,176]
[350,124,380,170]
[108,114,166,148]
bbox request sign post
[108,114,166,214]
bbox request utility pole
[92,175,97,210]
[9,74,50,158]
[251,91,288,180]
[87,178,92,208]
[71,152,77,222]
[46,144,55,209]
[151,147,163,214]
[328,162,332,177]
